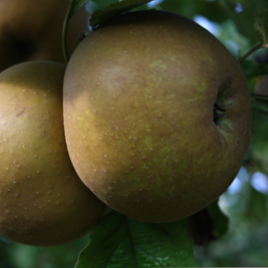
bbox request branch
[239,43,268,63]
[250,94,268,101]
[62,0,74,63]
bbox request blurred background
[1,0,268,267]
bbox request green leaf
[90,0,152,29]
[240,60,268,93]
[254,12,268,44]
[244,108,268,175]
[244,186,268,221]
[207,200,229,239]
[158,0,228,23]
[240,61,268,173]
[241,60,268,78]
[76,210,198,268]
[69,0,89,18]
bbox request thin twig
[239,43,267,63]
[250,94,268,101]
[62,0,74,63]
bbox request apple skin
[0,61,106,246]
[63,10,252,223]
[0,0,88,72]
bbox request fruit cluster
[0,4,252,246]
[0,1,105,246]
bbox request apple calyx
[213,103,226,123]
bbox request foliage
[76,211,198,267]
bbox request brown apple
[63,10,252,223]
[0,61,106,246]
[0,0,89,72]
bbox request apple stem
[239,43,268,63]
[213,104,226,122]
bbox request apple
[0,0,89,72]
[63,10,252,223]
[0,61,106,246]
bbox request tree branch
[239,43,268,63]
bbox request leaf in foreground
[76,210,198,268]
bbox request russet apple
[0,61,106,246]
[63,10,252,223]
[0,0,89,72]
